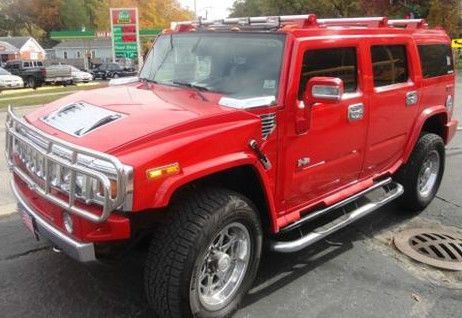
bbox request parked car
[91,62,136,79]
[0,67,24,89]
[4,59,45,88]
[5,15,458,318]
[69,65,93,83]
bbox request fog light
[63,212,74,234]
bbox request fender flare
[403,105,448,163]
[150,152,279,232]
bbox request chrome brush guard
[5,106,133,223]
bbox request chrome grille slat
[5,106,133,223]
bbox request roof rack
[173,15,428,32]
[317,17,388,28]
[388,19,428,29]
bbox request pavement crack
[1,246,48,261]
[436,195,462,209]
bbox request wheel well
[421,114,446,140]
[171,165,271,233]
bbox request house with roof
[0,36,45,61]
[0,41,20,63]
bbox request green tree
[61,0,90,30]
[427,0,460,37]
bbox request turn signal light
[146,163,181,180]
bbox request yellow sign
[452,39,462,48]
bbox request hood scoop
[42,102,123,137]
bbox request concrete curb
[0,203,17,218]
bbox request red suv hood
[25,84,244,153]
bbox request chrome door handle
[406,91,418,106]
[348,103,364,122]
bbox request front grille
[5,106,133,223]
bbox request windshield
[70,66,80,72]
[0,67,11,75]
[140,32,285,100]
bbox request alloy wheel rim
[417,150,440,198]
[194,222,251,311]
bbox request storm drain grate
[394,228,462,271]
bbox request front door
[281,39,369,209]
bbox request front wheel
[145,188,262,318]
[395,133,445,211]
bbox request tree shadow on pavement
[240,202,417,309]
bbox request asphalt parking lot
[0,84,461,317]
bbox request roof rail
[317,17,388,28]
[173,15,429,32]
[174,14,318,31]
[388,19,427,29]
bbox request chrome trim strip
[271,182,404,253]
[5,106,133,223]
[11,179,96,262]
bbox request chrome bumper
[11,180,96,262]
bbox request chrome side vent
[261,113,276,139]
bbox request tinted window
[23,61,30,67]
[299,47,357,99]
[418,44,453,78]
[371,45,408,87]
[37,61,43,67]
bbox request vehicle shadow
[240,202,415,309]
[70,203,415,317]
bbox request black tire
[26,76,36,88]
[145,188,262,318]
[394,133,445,211]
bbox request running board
[270,181,404,253]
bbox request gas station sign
[110,8,140,60]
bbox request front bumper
[11,179,96,262]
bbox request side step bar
[281,178,394,233]
[270,181,404,253]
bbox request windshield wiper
[172,81,209,101]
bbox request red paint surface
[14,18,458,239]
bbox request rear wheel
[395,133,445,211]
[26,76,36,88]
[144,188,262,318]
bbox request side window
[299,47,358,99]
[371,45,408,87]
[63,51,68,59]
[23,61,30,67]
[418,44,454,78]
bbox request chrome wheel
[193,222,251,311]
[417,150,440,198]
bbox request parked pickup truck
[5,15,459,318]
[4,60,74,87]
[4,59,45,88]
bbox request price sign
[110,8,140,60]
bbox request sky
[179,0,236,20]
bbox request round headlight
[63,212,73,234]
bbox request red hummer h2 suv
[5,15,458,318]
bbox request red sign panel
[111,9,136,25]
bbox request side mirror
[304,77,344,105]
[296,77,344,135]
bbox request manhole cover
[394,228,462,271]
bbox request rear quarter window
[418,44,454,78]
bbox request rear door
[362,37,420,176]
[281,39,369,208]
